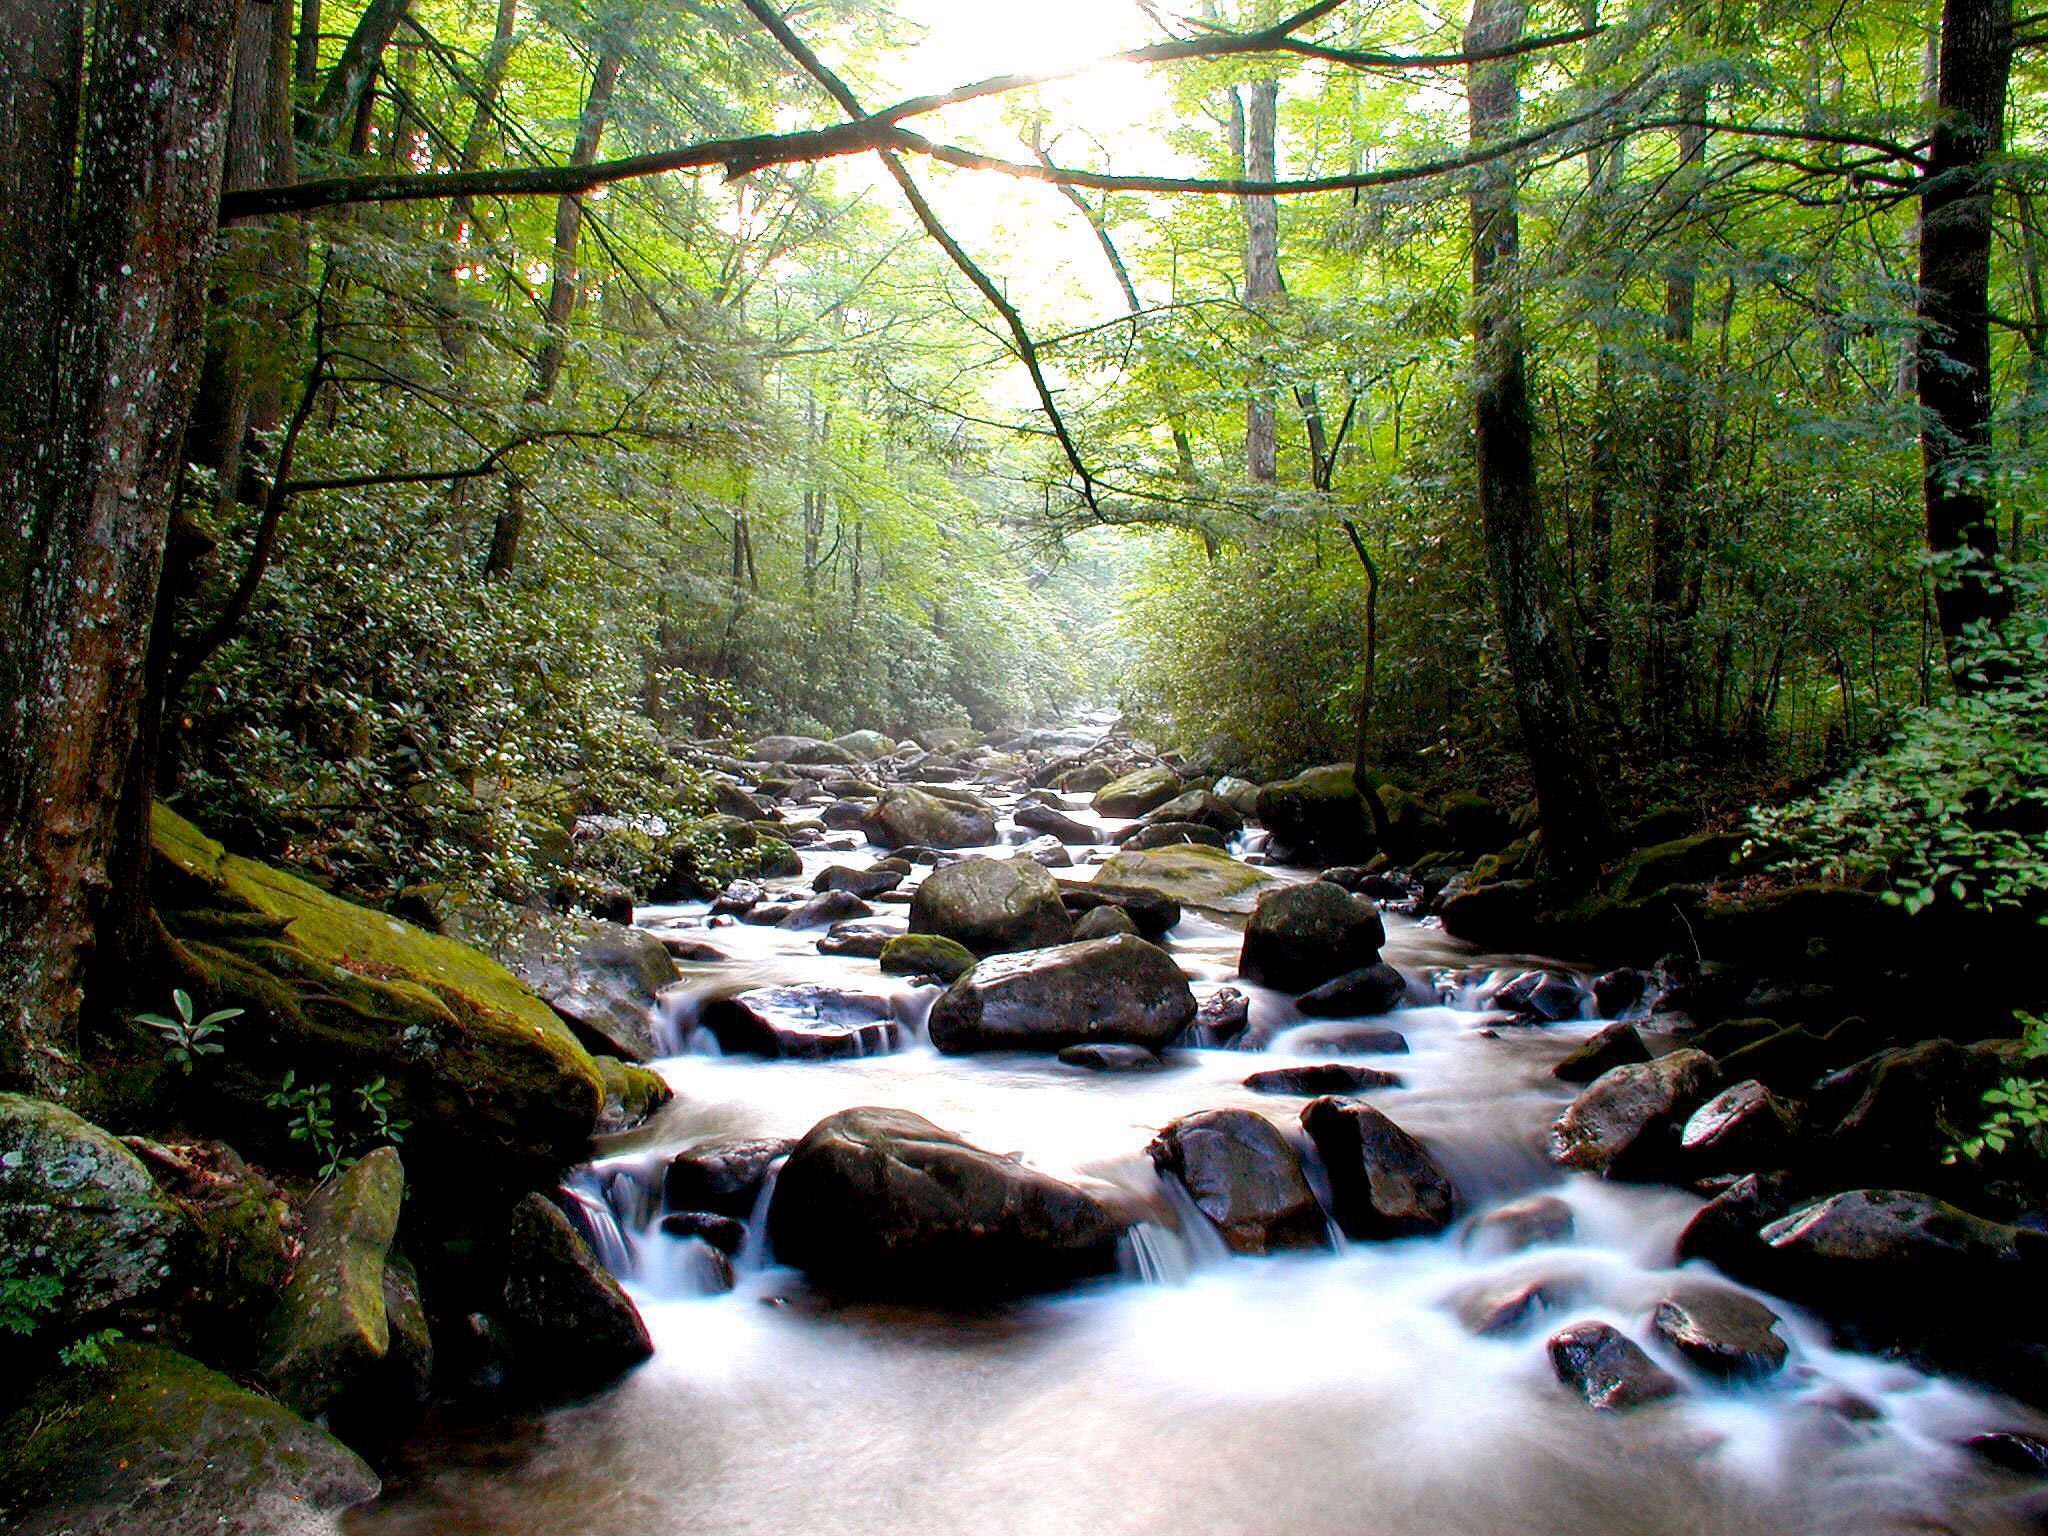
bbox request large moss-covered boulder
[473,912,677,1062]
[832,729,897,760]
[1238,880,1386,993]
[909,855,1074,956]
[1091,766,1184,818]
[260,1147,405,1417]
[595,1057,673,1134]
[1096,843,1278,918]
[1255,765,1375,863]
[501,1193,652,1387]
[0,1340,379,1535]
[862,786,998,849]
[0,1095,191,1340]
[879,933,976,982]
[927,934,1196,1055]
[151,805,603,1183]
[1610,831,1745,901]
[123,1137,294,1338]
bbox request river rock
[1071,903,1139,940]
[863,787,998,849]
[1547,1322,1681,1411]
[1591,968,1651,1018]
[1300,1097,1456,1239]
[502,1193,653,1385]
[661,1211,748,1254]
[123,1136,293,1331]
[0,1094,191,1339]
[1466,1194,1576,1255]
[1243,1063,1401,1096]
[1551,1021,1652,1083]
[814,863,905,899]
[1118,820,1230,852]
[260,1148,405,1417]
[778,889,874,929]
[815,923,894,958]
[1679,1079,1802,1173]
[832,729,897,760]
[1296,963,1409,1017]
[1255,765,1375,862]
[1547,1049,1717,1179]
[711,879,765,916]
[1060,1043,1167,1072]
[879,933,976,981]
[1289,1022,1410,1055]
[1017,834,1076,869]
[0,1340,379,1535]
[1650,1282,1789,1378]
[1239,881,1386,993]
[698,985,901,1059]
[1095,844,1278,917]
[750,734,859,766]
[1964,1431,2048,1476]
[595,1056,673,1133]
[1056,879,1183,940]
[1188,986,1252,1047]
[766,1108,1127,1297]
[712,779,774,821]
[1016,802,1100,844]
[664,1137,794,1217]
[927,934,1197,1055]
[1092,766,1184,818]
[822,799,869,831]
[1142,789,1245,836]
[1213,775,1262,816]
[1751,1188,2048,1316]
[1453,1273,1574,1336]
[909,855,1074,956]
[1148,1109,1329,1255]
[1489,969,1583,1023]
[1673,1172,1802,1276]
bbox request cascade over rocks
[665,1137,795,1217]
[927,934,1197,1055]
[1548,1049,1718,1179]
[1187,986,1252,1047]
[1239,881,1387,993]
[698,985,902,1059]
[862,786,998,849]
[766,1108,1128,1298]
[1147,1110,1330,1254]
[501,1193,654,1386]
[1300,1097,1456,1239]
[909,855,1075,955]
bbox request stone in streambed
[863,786,998,850]
[766,1107,1127,1298]
[1056,879,1184,940]
[1118,821,1229,852]
[1452,1272,1576,1336]
[1148,1109,1329,1255]
[470,911,678,1064]
[1547,1049,1717,1180]
[1296,962,1408,1017]
[1094,844,1277,918]
[1547,1321,1681,1411]
[1255,764,1376,863]
[816,923,895,958]
[1092,766,1184,818]
[1551,1021,1651,1083]
[909,855,1074,956]
[595,1056,672,1133]
[1300,1097,1456,1240]
[778,888,873,929]
[1679,1079,1803,1174]
[698,985,901,1059]
[664,1137,794,1218]
[1650,1282,1789,1378]
[1239,880,1386,993]
[879,933,976,982]
[1141,789,1245,837]
[1465,1194,1576,1255]
[1289,1022,1410,1056]
[1488,968,1584,1023]
[1015,801,1100,844]
[927,934,1196,1055]
[1071,903,1138,940]
[1243,1063,1401,1096]
[501,1193,653,1385]
[661,1210,748,1254]
[813,864,905,899]
[1059,1042,1166,1072]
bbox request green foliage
[263,1069,412,1180]
[0,1269,62,1339]
[131,990,241,1075]
[1752,575,2048,920]
[1950,1014,2048,1164]
[58,1328,124,1370]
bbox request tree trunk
[1241,80,1281,485]
[301,0,410,149]
[0,0,238,1095]
[1466,0,1609,885]
[1918,0,2014,666]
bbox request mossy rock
[0,1094,191,1340]
[1610,832,1747,902]
[595,1057,673,1134]
[831,730,896,761]
[0,1339,379,1534]
[121,1138,294,1346]
[1096,844,1279,918]
[1092,766,1184,819]
[1254,765,1376,863]
[879,934,976,983]
[1438,791,1511,855]
[151,804,604,1185]
[501,1194,652,1388]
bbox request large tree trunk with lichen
[0,0,239,1096]
[1466,0,1610,885]
[1918,0,2014,670]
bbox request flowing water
[349,732,2048,1536]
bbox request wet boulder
[698,985,901,1059]
[0,1094,191,1339]
[1650,1282,1789,1378]
[1591,968,1651,1018]
[123,1137,294,1333]
[1212,775,1262,816]
[1243,1063,1400,1096]
[1547,1049,1717,1180]
[1679,1079,1803,1175]
[1465,1194,1576,1255]
[1056,879,1183,940]
[927,934,1196,1055]
[1289,1022,1410,1056]
[749,734,859,766]
[1488,969,1583,1024]
[1187,986,1252,1047]
[260,1148,405,1417]
[831,729,897,761]
[0,1340,379,1535]
[1296,963,1409,1018]
[778,888,874,930]
[1059,1043,1166,1072]
[1255,765,1376,863]
[1673,1172,1803,1276]
[1300,1097,1456,1240]
[595,1057,673,1134]
[1141,789,1245,837]
[1118,821,1229,852]
[863,787,998,850]
[1551,1021,1651,1083]
[1239,881,1387,993]
[1018,834,1076,868]
[1094,844,1278,918]
[664,1137,794,1218]
[1749,1189,2048,1318]
[822,799,870,831]
[1092,766,1184,818]
[815,923,894,958]
[1148,1109,1330,1255]
[1452,1273,1575,1336]
[1547,1322,1681,1411]
[502,1193,653,1386]
[766,1107,1127,1297]
[1016,801,1100,845]
[879,933,976,982]
[1071,903,1139,940]
[813,864,905,900]
[910,855,1075,956]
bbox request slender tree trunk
[1574,0,1617,702]
[437,0,520,365]
[302,0,409,148]
[1918,0,2014,666]
[1241,80,1281,484]
[1466,0,1609,884]
[0,0,238,1095]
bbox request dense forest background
[2,0,2044,1092]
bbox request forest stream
[345,717,2048,1536]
